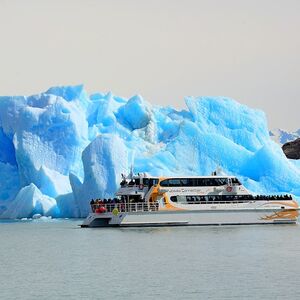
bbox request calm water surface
[1,219,300,300]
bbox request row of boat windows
[169,194,292,203]
[120,178,159,187]
[160,178,241,187]
[170,195,247,203]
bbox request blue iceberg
[0,85,299,218]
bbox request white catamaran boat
[82,172,299,227]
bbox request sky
[0,0,299,131]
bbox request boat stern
[81,212,126,227]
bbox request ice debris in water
[32,213,42,219]
[0,85,299,218]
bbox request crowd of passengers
[89,198,158,213]
[90,198,122,212]
[120,179,143,186]
[182,194,293,203]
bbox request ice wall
[0,86,299,218]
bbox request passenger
[90,199,95,212]
[107,198,114,212]
[121,202,125,212]
[95,199,99,209]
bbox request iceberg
[0,86,299,218]
[0,183,59,219]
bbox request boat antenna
[129,164,134,180]
[128,150,135,179]
[216,164,222,175]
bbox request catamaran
[81,172,299,227]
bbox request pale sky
[0,0,299,131]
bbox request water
[1,220,300,300]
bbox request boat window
[169,179,182,186]
[197,178,228,186]
[160,177,232,187]
[177,195,186,203]
[170,196,177,202]
[180,178,188,186]
[196,178,207,186]
[159,179,167,186]
[149,178,159,188]
[215,178,227,186]
[143,178,149,185]
[173,194,258,204]
[232,178,241,185]
[178,194,260,203]
[134,178,140,185]
[150,179,159,186]
[196,179,204,186]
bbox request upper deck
[116,174,247,200]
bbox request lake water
[1,219,300,300]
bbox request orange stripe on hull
[260,209,299,221]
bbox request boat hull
[81,208,299,227]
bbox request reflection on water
[1,220,300,300]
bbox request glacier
[0,85,299,218]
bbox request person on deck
[90,199,95,212]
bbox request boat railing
[91,202,159,213]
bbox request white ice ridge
[0,85,299,218]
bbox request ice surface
[116,95,151,130]
[71,134,129,217]
[0,85,299,218]
[1,183,58,219]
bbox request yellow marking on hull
[260,209,299,221]
[159,193,185,211]
[148,178,168,203]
